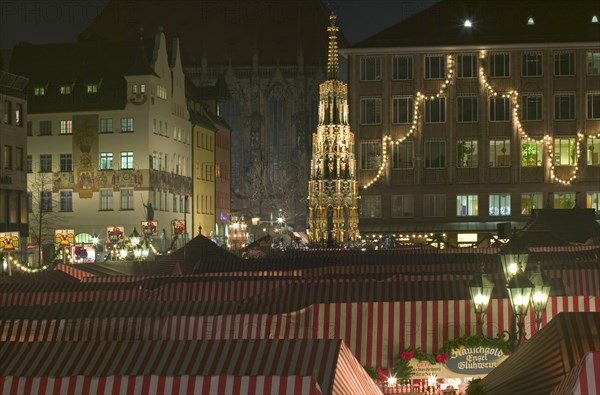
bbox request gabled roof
[353,0,600,48]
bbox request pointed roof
[326,13,340,80]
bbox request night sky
[1,0,438,49]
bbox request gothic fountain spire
[327,13,339,81]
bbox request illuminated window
[425,54,446,79]
[359,195,382,218]
[360,97,381,125]
[132,84,138,94]
[588,51,600,75]
[555,94,575,120]
[391,195,414,218]
[489,139,511,167]
[489,96,510,121]
[521,94,542,121]
[522,52,542,76]
[33,86,45,96]
[527,16,535,25]
[457,140,478,168]
[3,145,12,169]
[456,194,478,216]
[391,141,414,169]
[157,85,167,99]
[15,103,23,126]
[593,15,599,23]
[521,193,543,215]
[553,192,575,209]
[424,139,446,169]
[553,137,577,166]
[99,152,113,170]
[120,151,134,169]
[457,96,478,122]
[360,56,381,81]
[587,137,600,165]
[86,84,98,93]
[587,93,600,119]
[59,85,71,95]
[425,97,445,123]
[554,52,575,76]
[100,118,113,133]
[392,55,413,80]
[392,96,414,124]
[59,119,72,135]
[586,192,600,214]
[521,139,543,167]
[489,193,511,216]
[120,117,134,132]
[360,141,381,170]
[424,194,446,217]
[457,54,477,78]
[488,53,510,77]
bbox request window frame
[424,97,446,123]
[488,53,510,78]
[392,55,413,80]
[424,139,446,169]
[457,95,478,123]
[360,140,382,170]
[554,51,575,76]
[360,56,382,81]
[120,151,134,170]
[391,95,414,124]
[391,195,415,218]
[554,93,576,120]
[457,139,479,168]
[522,52,543,77]
[521,192,544,215]
[553,136,577,166]
[456,194,479,217]
[60,190,73,212]
[424,54,446,79]
[457,53,478,79]
[587,92,600,120]
[489,139,511,167]
[120,117,134,132]
[120,188,134,210]
[360,97,382,125]
[489,193,511,216]
[521,94,543,121]
[60,154,72,172]
[489,96,511,122]
[391,140,414,169]
[59,119,72,135]
[100,188,113,211]
[423,194,446,218]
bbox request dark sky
[0,0,437,49]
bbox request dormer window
[86,84,98,94]
[33,86,45,96]
[132,84,138,94]
[592,15,599,23]
[527,16,535,25]
[140,84,146,94]
[59,85,71,95]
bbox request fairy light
[547,132,584,185]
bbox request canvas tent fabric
[480,312,600,395]
[551,352,600,395]
[0,338,381,395]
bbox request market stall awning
[551,352,600,395]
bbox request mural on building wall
[72,114,99,198]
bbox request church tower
[307,13,359,246]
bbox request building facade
[10,29,193,262]
[342,0,600,246]
[0,70,29,237]
[308,14,360,246]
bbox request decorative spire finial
[327,13,339,80]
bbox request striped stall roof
[0,339,381,395]
[0,270,80,284]
[551,352,600,395]
[481,312,600,395]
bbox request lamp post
[530,263,551,331]
[468,264,494,335]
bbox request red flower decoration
[435,353,449,363]
[400,351,414,361]
[377,368,390,381]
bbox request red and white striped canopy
[551,352,600,395]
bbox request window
[489,96,510,121]
[121,117,134,132]
[15,147,23,171]
[554,52,575,76]
[457,96,478,122]
[15,103,23,126]
[553,137,577,166]
[100,189,113,210]
[60,154,72,172]
[457,140,478,168]
[59,85,71,95]
[489,193,511,216]
[457,54,477,78]
[424,194,446,217]
[392,96,414,124]
[392,141,414,169]
[489,53,510,77]
[527,16,535,25]
[424,140,446,169]
[489,139,511,167]
[27,192,32,213]
[392,55,413,80]
[39,120,52,135]
[360,141,381,170]
[587,93,600,119]
[3,145,12,169]
[40,154,52,172]
[360,97,381,124]
[121,188,134,210]
[120,151,134,169]
[27,121,32,136]
[173,194,178,212]
[132,84,138,94]
[521,193,543,215]
[157,85,167,99]
[586,192,600,214]
[86,84,98,93]
[27,155,32,173]
[100,118,113,133]
[359,195,381,218]
[360,56,381,81]
[456,195,478,216]
[60,190,72,212]
[425,55,446,79]
[521,138,543,167]
[100,152,113,170]
[587,137,600,165]
[522,52,542,76]
[587,51,600,75]
[60,120,72,135]
[554,192,575,209]
[555,94,575,120]
[522,94,542,121]
[391,195,414,218]
[425,97,445,123]
[41,191,52,212]
[140,84,146,94]
[3,100,11,124]
[34,86,45,96]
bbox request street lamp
[529,263,551,331]
[498,229,530,282]
[468,264,494,335]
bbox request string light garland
[3,248,63,273]
[547,132,584,185]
